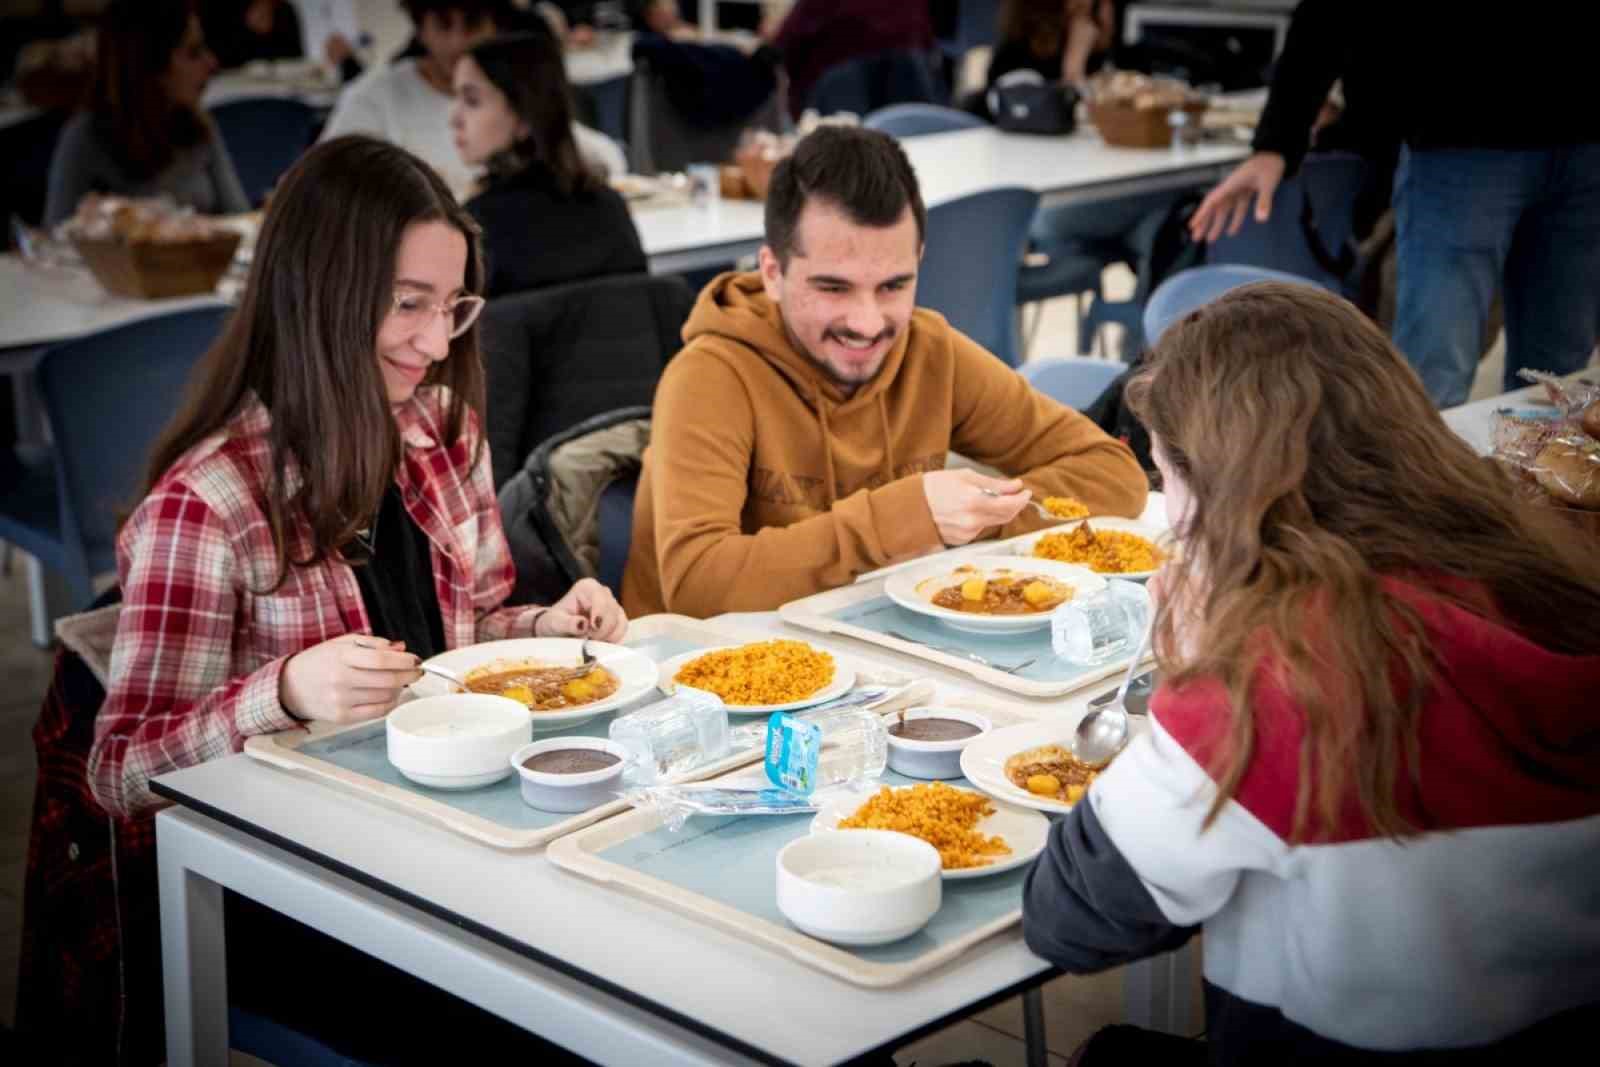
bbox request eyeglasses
[390,290,486,339]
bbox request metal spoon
[417,662,467,692]
[1071,616,1154,767]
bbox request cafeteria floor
[0,274,1511,1064]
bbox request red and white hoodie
[1022,579,1600,1063]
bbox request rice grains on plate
[837,782,1011,870]
[673,639,834,706]
[1032,522,1162,573]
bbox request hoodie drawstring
[877,395,896,487]
[817,391,838,508]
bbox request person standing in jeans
[1188,0,1600,408]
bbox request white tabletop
[203,67,344,110]
[638,126,1247,272]
[0,130,1243,350]
[0,254,227,354]
[565,31,636,86]
[153,625,1083,1065]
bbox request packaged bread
[1532,436,1600,510]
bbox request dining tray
[548,696,1044,987]
[244,615,918,850]
[779,579,1133,700]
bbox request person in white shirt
[321,0,625,198]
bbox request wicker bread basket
[71,230,240,298]
[1089,97,1207,149]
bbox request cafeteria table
[152,616,1197,1067]
[636,127,1248,274]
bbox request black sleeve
[600,187,648,275]
[1022,794,1198,973]
[1250,0,1349,176]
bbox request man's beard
[783,319,897,393]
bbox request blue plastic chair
[596,470,638,595]
[1206,152,1370,294]
[0,306,229,610]
[919,187,1040,367]
[1142,264,1322,348]
[807,50,943,116]
[209,97,319,206]
[864,103,985,138]
[1019,356,1125,411]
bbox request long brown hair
[1124,282,1600,842]
[998,0,1107,59]
[89,0,210,181]
[467,29,598,196]
[141,135,487,591]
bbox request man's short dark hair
[764,126,927,267]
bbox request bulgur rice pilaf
[672,639,834,706]
[1032,522,1163,573]
[837,782,1011,870]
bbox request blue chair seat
[1143,265,1323,348]
[1019,357,1125,411]
[863,103,985,138]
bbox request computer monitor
[1122,3,1291,91]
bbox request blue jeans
[1394,145,1600,407]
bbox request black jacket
[465,164,646,299]
[479,272,694,489]
[1253,0,1599,176]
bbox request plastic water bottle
[1052,579,1151,666]
[609,687,730,785]
[765,708,887,796]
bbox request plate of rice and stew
[656,639,856,714]
[409,638,659,731]
[1009,517,1170,581]
[885,555,1107,634]
[960,719,1137,814]
[811,781,1049,879]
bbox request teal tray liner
[827,594,1108,686]
[597,770,1042,965]
[294,635,708,832]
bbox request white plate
[960,716,1148,815]
[810,785,1050,880]
[409,638,659,731]
[656,644,856,714]
[883,554,1108,634]
[1003,518,1174,582]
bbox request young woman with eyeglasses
[91,134,626,821]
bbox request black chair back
[479,272,694,488]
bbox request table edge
[153,778,1060,1064]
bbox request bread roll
[1580,399,1600,442]
[1534,439,1600,509]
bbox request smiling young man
[621,125,1147,618]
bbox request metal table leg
[1022,985,1048,1067]
[158,816,232,1067]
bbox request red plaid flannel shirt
[91,389,542,816]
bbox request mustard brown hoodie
[621,272,1147,617]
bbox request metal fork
[885,630,1035,674]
